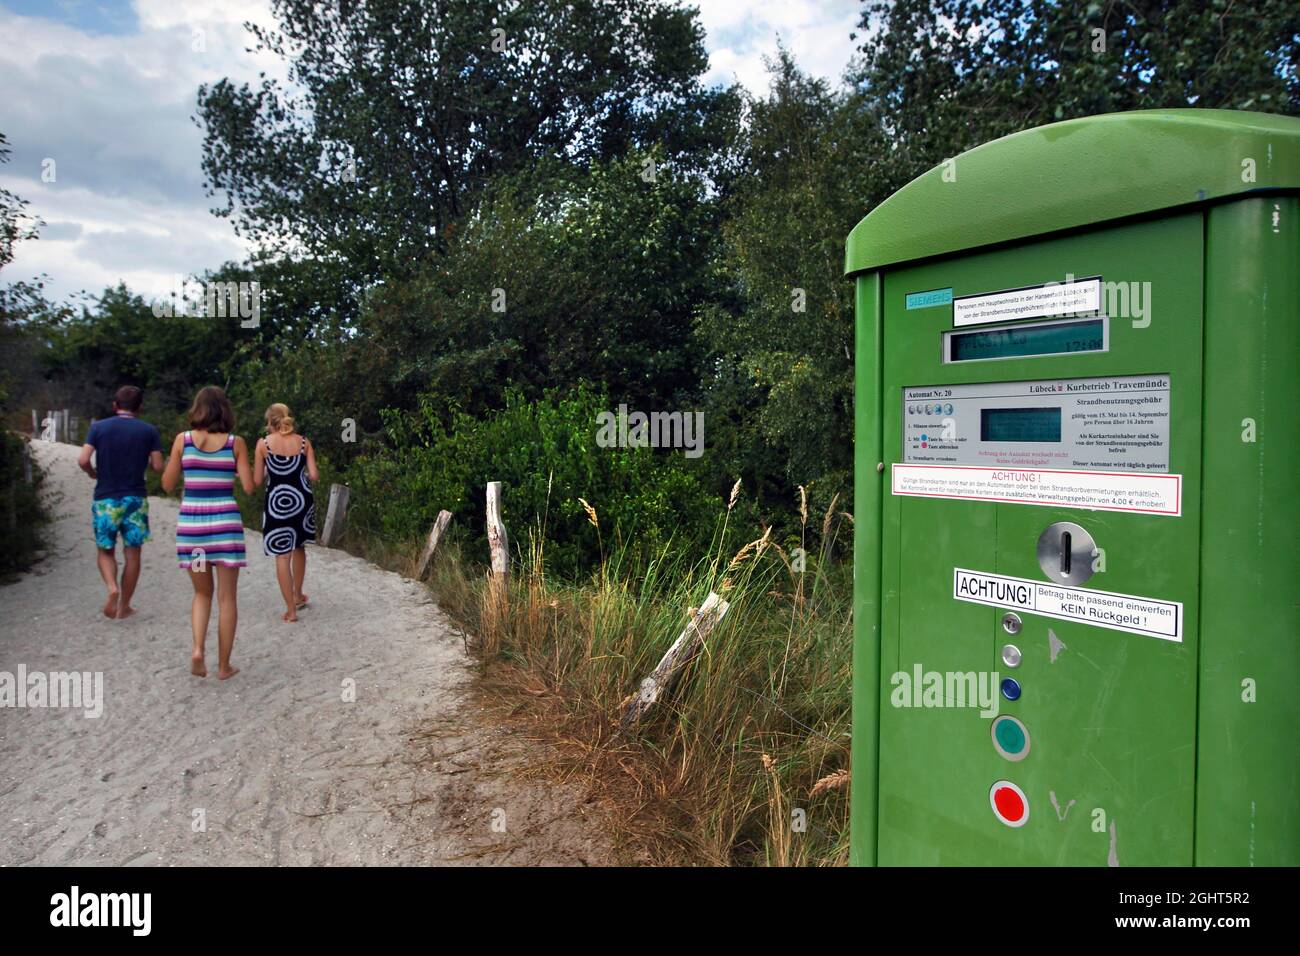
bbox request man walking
[78,386,163,619]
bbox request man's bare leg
[97,547,120,618]
[117,546,142,618]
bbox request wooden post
[619,591,731,731]
[31,409,37,437]
[486,482,509,580]
[60,409,69,443]
[22,442,33,484]
[415,509,453,580]
[321,483,350,547]
[484,481,510,621]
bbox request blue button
[1001,677,1022,701]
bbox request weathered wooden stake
[321,483,350,547]
[486,481,509,578]
[485,481,510,615]
[415,509,453,580]
[619,591,731,731]
[22,441,33,484]
[30,409,37,437]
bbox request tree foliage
[196,0,740,289]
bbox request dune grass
[424,486,855,865]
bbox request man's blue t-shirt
[86,414,162,500]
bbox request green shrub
[0,433,44,580]
[345,386,719,578]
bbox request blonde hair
[265,402,295,436]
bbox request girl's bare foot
[102,590,120,618]
[190,655,207,678]
[115,605,136,620]
[217,665,240,681]
[282,609,298,622]
[295,593,308,608]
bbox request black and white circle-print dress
[261,436,316,555]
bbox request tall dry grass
[428,484,855,866]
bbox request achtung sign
[953,568,1182,642]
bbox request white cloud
[694,0,862,95]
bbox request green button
[991,716,1030,761]
[996,719,1025,753]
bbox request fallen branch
[618,591,730,732]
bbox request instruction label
[953,568,1183,641]
[954,277,1101,327]
[893,464,1181,515]
[903,375,1171,472]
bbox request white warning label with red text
[953,568,1183,642]
[892,464,1181,516]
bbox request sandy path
[0,440,611,866]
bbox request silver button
[1001,643,1022,668]
[1001,611,1022,635]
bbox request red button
[989,780,1029,828]
[994,787,1024,820]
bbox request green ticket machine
[846,110,1299,866]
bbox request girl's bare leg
[275,553,297,622]
[292,547,307,606]
[215,565,240,680]
[188,567,214,677]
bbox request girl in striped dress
[162,386,253,680]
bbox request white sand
[0,440,611,865]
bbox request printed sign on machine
[953,568,1183,641]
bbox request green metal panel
[1195,196,1300,865]
[871,215,1204,866]
[845,110,1300,277]
[850,272,884,867]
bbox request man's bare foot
[115,605,136,620]
[217,665,240,681]
[190,655,207,678]
[102,590,120,618]
[282,609,298,622]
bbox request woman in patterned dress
[162,386,253,680]
[253,403,319,623]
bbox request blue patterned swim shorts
[92,496,151,549]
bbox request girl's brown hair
[188,386,235,433]
[265,402,295,436]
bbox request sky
[0,0,863,305]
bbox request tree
[0,133,41,276]
[356,150,723,425]
[850,0,1300,198]
[696,53,874,510]
[196,0,739,294]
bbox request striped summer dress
[176,431,247,568]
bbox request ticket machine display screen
[944,318,1106,363]
[980,407,1062,443]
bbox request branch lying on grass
[617,591,730,732]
